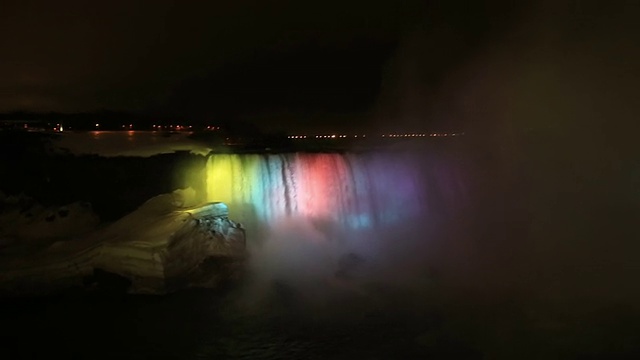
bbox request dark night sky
[2,0,640,132]
[0,1,424,117]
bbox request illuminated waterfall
[205,153,428,232]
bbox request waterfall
[205,152,428,232]
[204,151,468,288]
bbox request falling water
[204,151,468,276]
[205,152,430,232]
[205,150,460,302]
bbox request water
[1,285,464,359]
[204,152,434,260]
[204,152,467,294]
[4,141,637,359]
[1,148,475,359]
[206,153,428,227]
[52,131,212,156]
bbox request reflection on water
[5,274,635,359]
[0,279,460,360]
[53,131,212,157]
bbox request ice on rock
[0,188,246,295]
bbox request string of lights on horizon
[287,132,465,139]
[42,123,465,138]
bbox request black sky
[2,1,639,132]
[0,1,418,114]
[0,1,509,128]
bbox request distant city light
[285,132,461,140]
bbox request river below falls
[0,279,476,360]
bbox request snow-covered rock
[0,190,245,295]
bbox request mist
[212,2,640,357]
